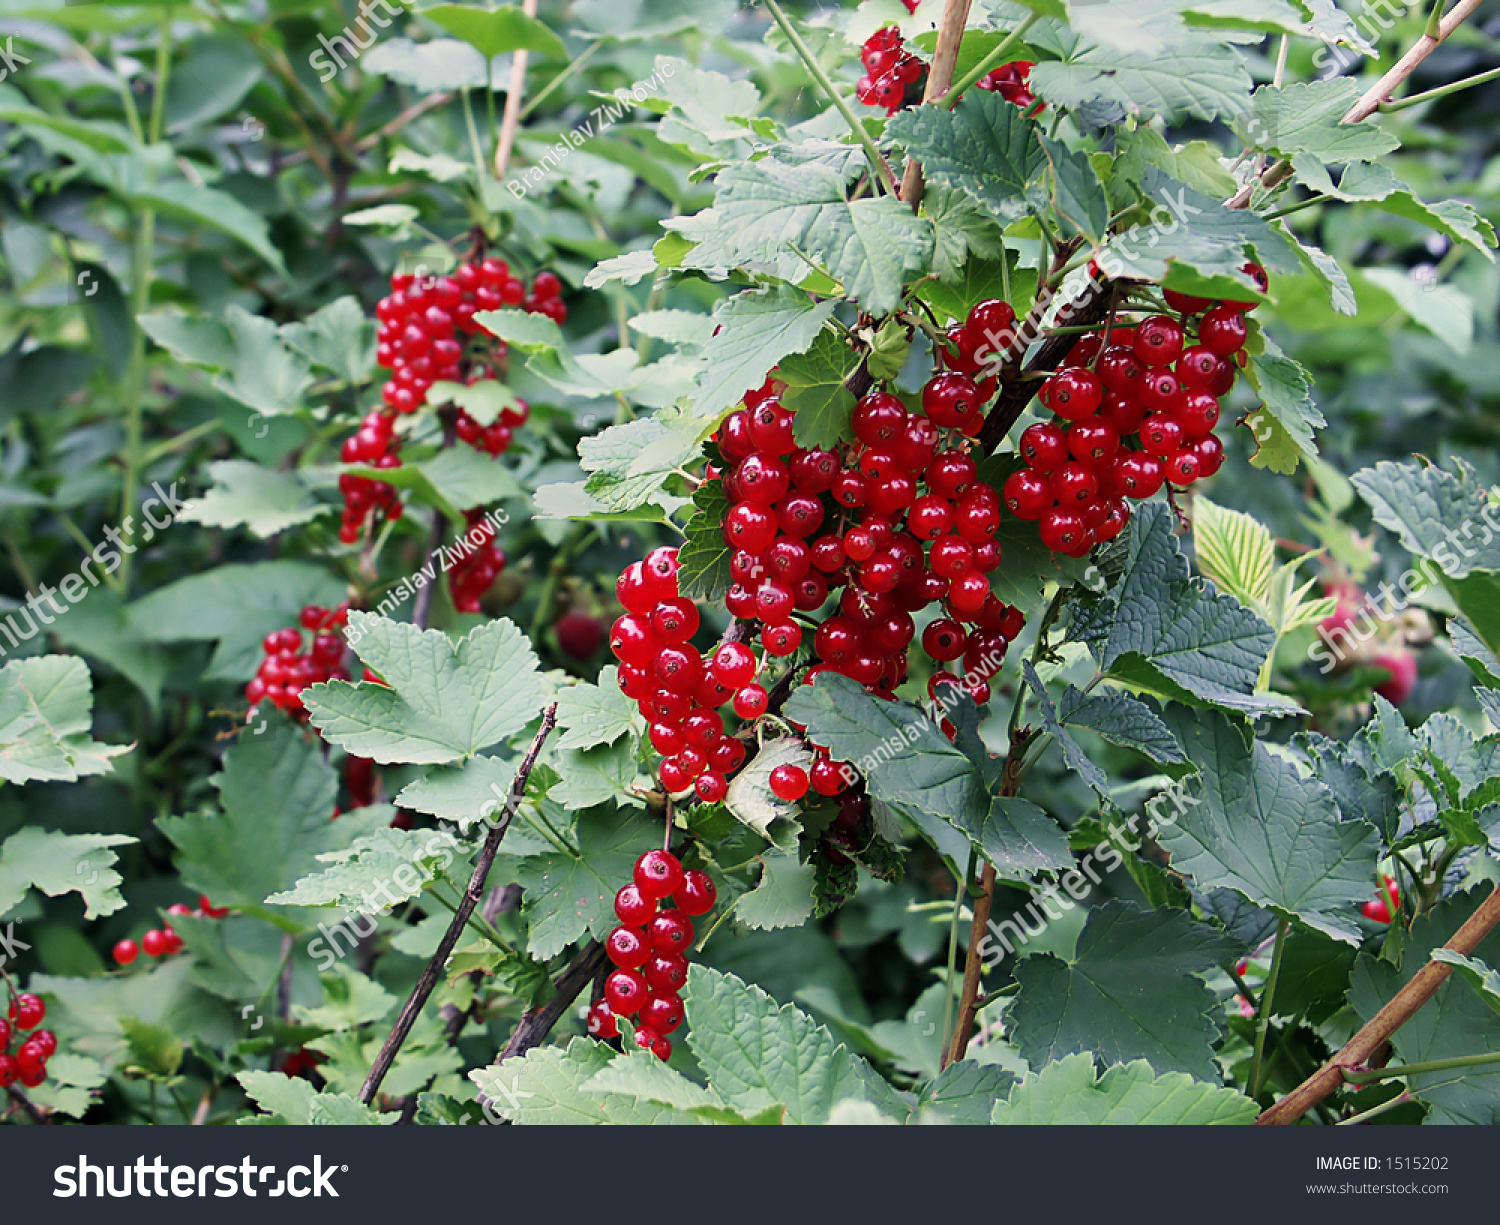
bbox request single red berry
[922,373,980,428]
[1041,368,1103,420]
[614,884,657,926]
[1198,304,1249,355]
[1133,315,1185,367]
[640,991,685,1035]
[1163,287,1213,314]
[733,684,769,719]
[605,968,650,1015]
[1003,469,1052,521]
[606,925,651,970]
[673,870,717,916]
[587,1000,619,1039]
[0,1055,16,1089]
[634,849,685,899]
[1019,422,1068,472]
[1361,898,1392,924]
[113,939,140,966]
[648,909,695,954]
[694,771,728,803]
[644,952,689,993]
[810,757,852,797]
[11,993,44,1030]
[556,611,604,659]
[768,764,809,801]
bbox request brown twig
[1227,0,1485,209]
[898,0,974,207]
[6,1086,48,1124]
[1258,882,1500,1124]
[358,704,558,1105]
[493,0,539,179]
[496,939,608,1062]
[943,733,1029,1065]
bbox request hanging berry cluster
[0,993,53,1091]
[449,509,507,613]
[245,603,352,715]
[112,896,227,967]
[613,547,749,802]
[587,850,716,1061]
[337,409,404,545]
[1002,269,1264,557]
[454,396,530,457]
[856,27,924,114]
[374,260,565,416]
[976,59,1040,109]
[720,380,1026,709]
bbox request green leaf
[140,305,313,417]
[183,461,324,538]
[291,964,399,1030]
[1158,709,1380,944]
[991,1052,1257,1124]
[1031,41,1253,122]
[683,966,906,1123]
[693,287,834,420]
[1243,345,1325,474]
[1068,503,1291,715]
[666,160,933,315]
[1191,496,1274,606]
[0,829,134,919]
[554,667,641,752]
[1362,268,1475,356]
[470,1038,707,1124]
[627,310,716,350]
[279,296,374,384]
[1034,134,1111,244]
[120,1017,184,1078]
[238,1071,398,1124]
[362,38,493,92]
[266,825,463,910]
[1241,80,1398,163]
[780,328,858,449]
[1351,459,1500,663]
[127,561,348,680]
[886,91,1043,225]
[576,412,704,516]
[737,849,816,931]
[421,4,567,59]
[512,808,660,959]
[676,480,733,602]
[783,673,1072,879]
[924,186,1005,283]
[725,738,812,847]
[911,1061,1017,1125]
[1009,901,1236,1078]
[305,614,543,765]
[427,379,523,427]
[1021,662,1183,796]
[1431,951,1500,1019]
[0,656,127,783]
[1349,892,1500,1123]
[157,716,388,919]
[1097,169,1300,289]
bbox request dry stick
[943,739,1028,1065]
[1227,0,1486,209]
[1257,881,1500,1125]
[898,0,974,207]
[493,0,540,179]
[357,704,558,1105]
[6,1086,48,1125]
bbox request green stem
[1383,64,1500,111]
[1265,194,1329,220]
[1248,917,1290,1098]
[428,886,516,956]
[1335,1090,1413,1126]
[940,851,973,1057]
[945,14,1041,104]
[1423,0,1447,40]
[459,88,488,182]
[761,0,896,195]
[1342,1050,1500,1084]
[519,42,602,122]
[118,12,174,593]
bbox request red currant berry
[1003,469,1053,520]
[922,373,980,428]
[648,910,695,954]
[606,925,651,969]
[733,684,769,719]
[1133,315,1185,367]
[640,991,685,1035]
[674,870,717,915]
[644,952,689,993]
[711,642,757,688]
[1199,304,1248,355]
[587,1000,619,1039]
[768,764,809,801]
[113,939,140,966]
[634,849,684,899]
[615,884,656,926]
[605,968,650,1015]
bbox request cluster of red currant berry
[1361,874,1400,925]
[449,509,507,614]
[0,994,53,1091]
[586,850,715,1061]
[245,603,352,715]
[112,896,226,966]
[374,261,565,417]
[856,27,924,114]
[337,409,404,545]
[613,547,750,801]
[718,378,1026,710]
[453,395,530,457]
[976,59,1040,109]
[1002,271,1265,556]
